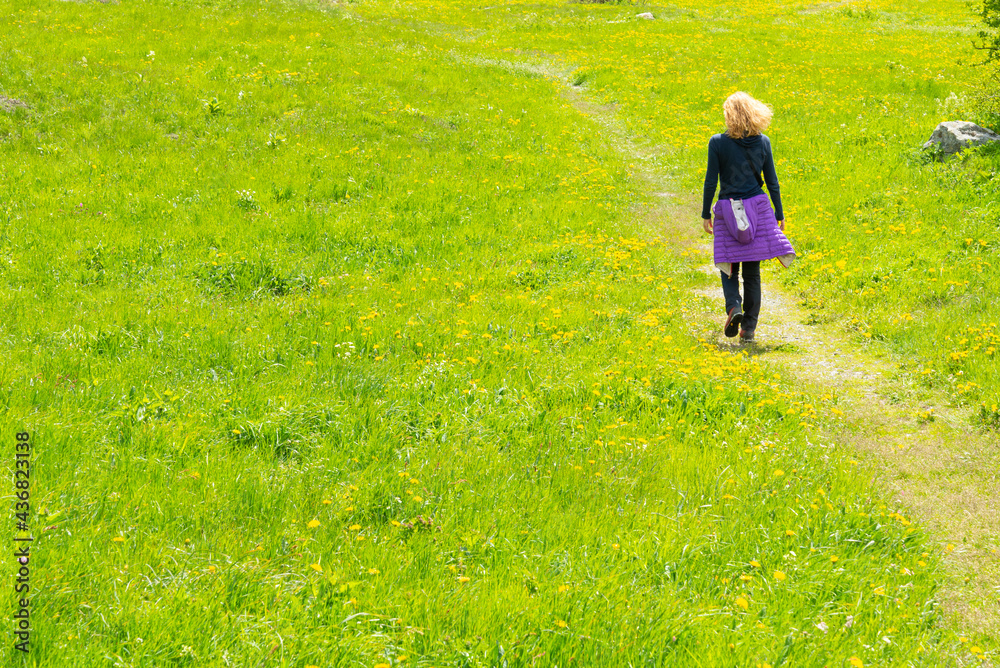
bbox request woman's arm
[701,137,719,225]
[762,137,784,224]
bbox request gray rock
[636,12,654,19]
[923,121,1000,155]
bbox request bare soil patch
[0,96,28,112]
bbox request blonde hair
[723,92,773,139]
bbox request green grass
[0,0,995,665]
[407,0,1000,422]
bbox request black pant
[721,261,761,332]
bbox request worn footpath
[551,60,1000,641]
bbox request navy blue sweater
[702,133,784,221]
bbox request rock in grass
[0,96,28,112]
[636,12,654,19]
[923,121,1000,155]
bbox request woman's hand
[702,218,713,234]
[778,218,785,231]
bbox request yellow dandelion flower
[350,524,362,531]
[830,555,839,563]
[307,519,321,528]
[555,620,568,628]
[368,568,380,575]
[848,658,864,668]
[458,576,470,583]
[112,537,126,542]
[750,560,761,568]
[735,597,749,610]
[773,570,786,581]
[310,563,323,573]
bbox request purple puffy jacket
[712,194,795,277]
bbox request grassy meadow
[0,0,996,665]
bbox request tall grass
[0,0,992,665]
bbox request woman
[702,91,795,342]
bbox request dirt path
[548,66,1000,641]
[444,43,999,641]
